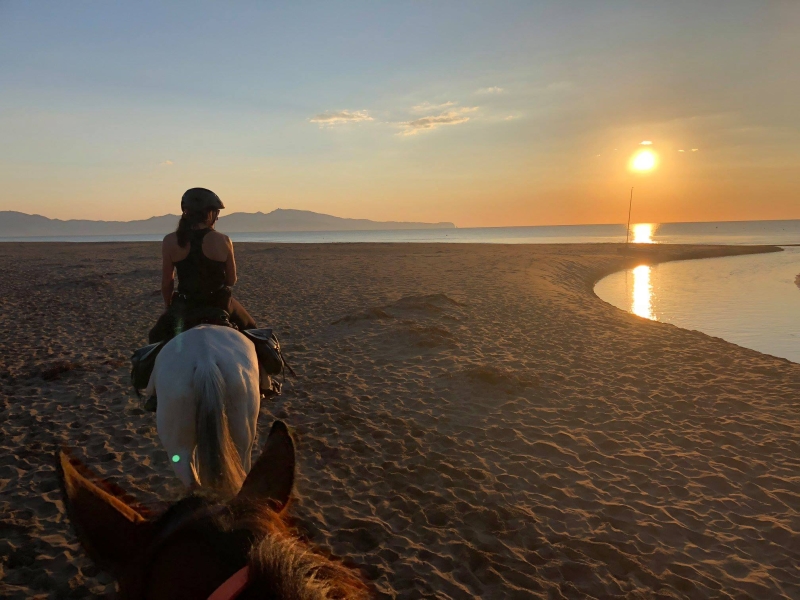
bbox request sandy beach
[0,242,798,599]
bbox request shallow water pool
[594,247,800,363]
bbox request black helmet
[181,188,225,212]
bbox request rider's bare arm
[161,235,176,307]
[225,236,237,286]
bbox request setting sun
[630,149,657,172]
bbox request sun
[630,149,657,172]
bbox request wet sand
[0,242,798,599]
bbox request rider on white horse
[130,189,291,493]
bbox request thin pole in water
[625,187,634,245]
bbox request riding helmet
[181,188,225,212]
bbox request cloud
[640,140,653,145]
[309,110,374,126]
[160,160,174,166]
[477,86,504,94]
[398,107,478,136]
[411,101,456,113]
[691,148,699,152]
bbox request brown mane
[229,500,371,600]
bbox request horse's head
[58,421,368,599]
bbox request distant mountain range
[0,209,456,237]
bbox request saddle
[241,328,296,380]
[182,305,234,330]
[130,311,294,405]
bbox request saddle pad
[241,328,274,342]
[242,329,285,376]
[130,341,165,392]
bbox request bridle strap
[208,566,250,600]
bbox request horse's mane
[231,500,371,600]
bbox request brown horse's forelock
[145,495,370,600]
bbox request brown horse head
[58,421,369,599]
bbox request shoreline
[1,242,798,598]
[586,243,783,292]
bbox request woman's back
[172,228,227,297]
[166,228,229,262]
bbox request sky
[1,1,798,227]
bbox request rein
[208,566,250,600]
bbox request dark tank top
[175,229,227,299]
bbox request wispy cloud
[160,160,174,167]
[398,107,478,136]
[640,140,653,145]
[411,101,456,113]
[477,86,504,94]
[309,109,374,126]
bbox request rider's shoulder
[210,230,232,245]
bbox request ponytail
[176,209,210,247]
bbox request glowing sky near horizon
[1,1,798,227]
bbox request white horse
[147,325,261,496]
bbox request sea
[4,219,799,363]
[3,219,800,245]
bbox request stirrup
[260,367,281,397]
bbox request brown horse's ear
[236,421,295,510]
[57,449,153,576]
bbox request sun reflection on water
[631,265,654,320]
[632,223,657,244]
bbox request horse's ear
[236,421,295,510]
[57,449,153,575]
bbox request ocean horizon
[2,219,799,245]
